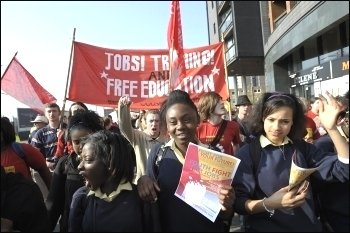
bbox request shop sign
[331,57,349,78]
[290,62,331,87]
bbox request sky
[1,1,209,119]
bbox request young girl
[55,101,88,159]
[46,110,103,231]
[233,92,349,232]
[137,90,235,232]
[68,130,142,232]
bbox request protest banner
[68,41,228,109]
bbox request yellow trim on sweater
[164,139,207,165]
[87,182,132,202]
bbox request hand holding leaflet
[288,151,318,191]
[174,143,241,222]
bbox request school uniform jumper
[69,185,144,232]
[46,153,84,231]
[233,135,349,232]
[147,139,228,232]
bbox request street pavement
[230,214,243,232]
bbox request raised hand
[318,91,345,131]
[119,96,132,107]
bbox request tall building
[206,1,349,102]
[206,1,266,106]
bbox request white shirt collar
[259,135,293,148]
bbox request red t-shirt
[306,110,318,120]
[1,143,47,179]
[197,120,241,156]
[55,130,74,157]
[305,116,321,140]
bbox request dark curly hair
[81,130,136,186]
[248,92,306,141]
[68,102,88,121]
[66,110,103,141]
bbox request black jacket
[1,166,50,232]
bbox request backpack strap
[11,142,26,159]
[210,120,228,147]
[154,144,168,180]
[248,137,267,198]
[148,143,168,181]
[249,138,261,180]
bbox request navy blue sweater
[69,185,144,232]
[233,140,349,232]
[147,143,228,232]
[1,167,50,232]
[46,154,84,231]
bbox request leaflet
[289,151,318,190]
[174,142,241,222]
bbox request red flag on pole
[1,56,57,113]
[167,0,186,90]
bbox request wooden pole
[59,28,76,128]
[1,51,18,80]
[221,33,232,120]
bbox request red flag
[167,0,186,90]
[1,56,57,113]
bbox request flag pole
[221,33,232,120]
[60,28,76,127]
[1,51,18,80]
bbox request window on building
[225,36,235,62]
[319,26,342,63]
[339,20,349,56]
[322,27,341,54]
[219,9,231,26]
[270,1,287,30]
[302,38,319,69]
[289,1,299,9]
[252,77,257,87]
[287,54,293,75]
[211,1,214,9]
[226,37,234,49]
[213,23,216,34]
[291,48,302,73]
[219,10,232,35]
[345,20,349,46]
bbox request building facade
[263,1,349,98]
[206,1,349,102]
[206,1,266,107]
